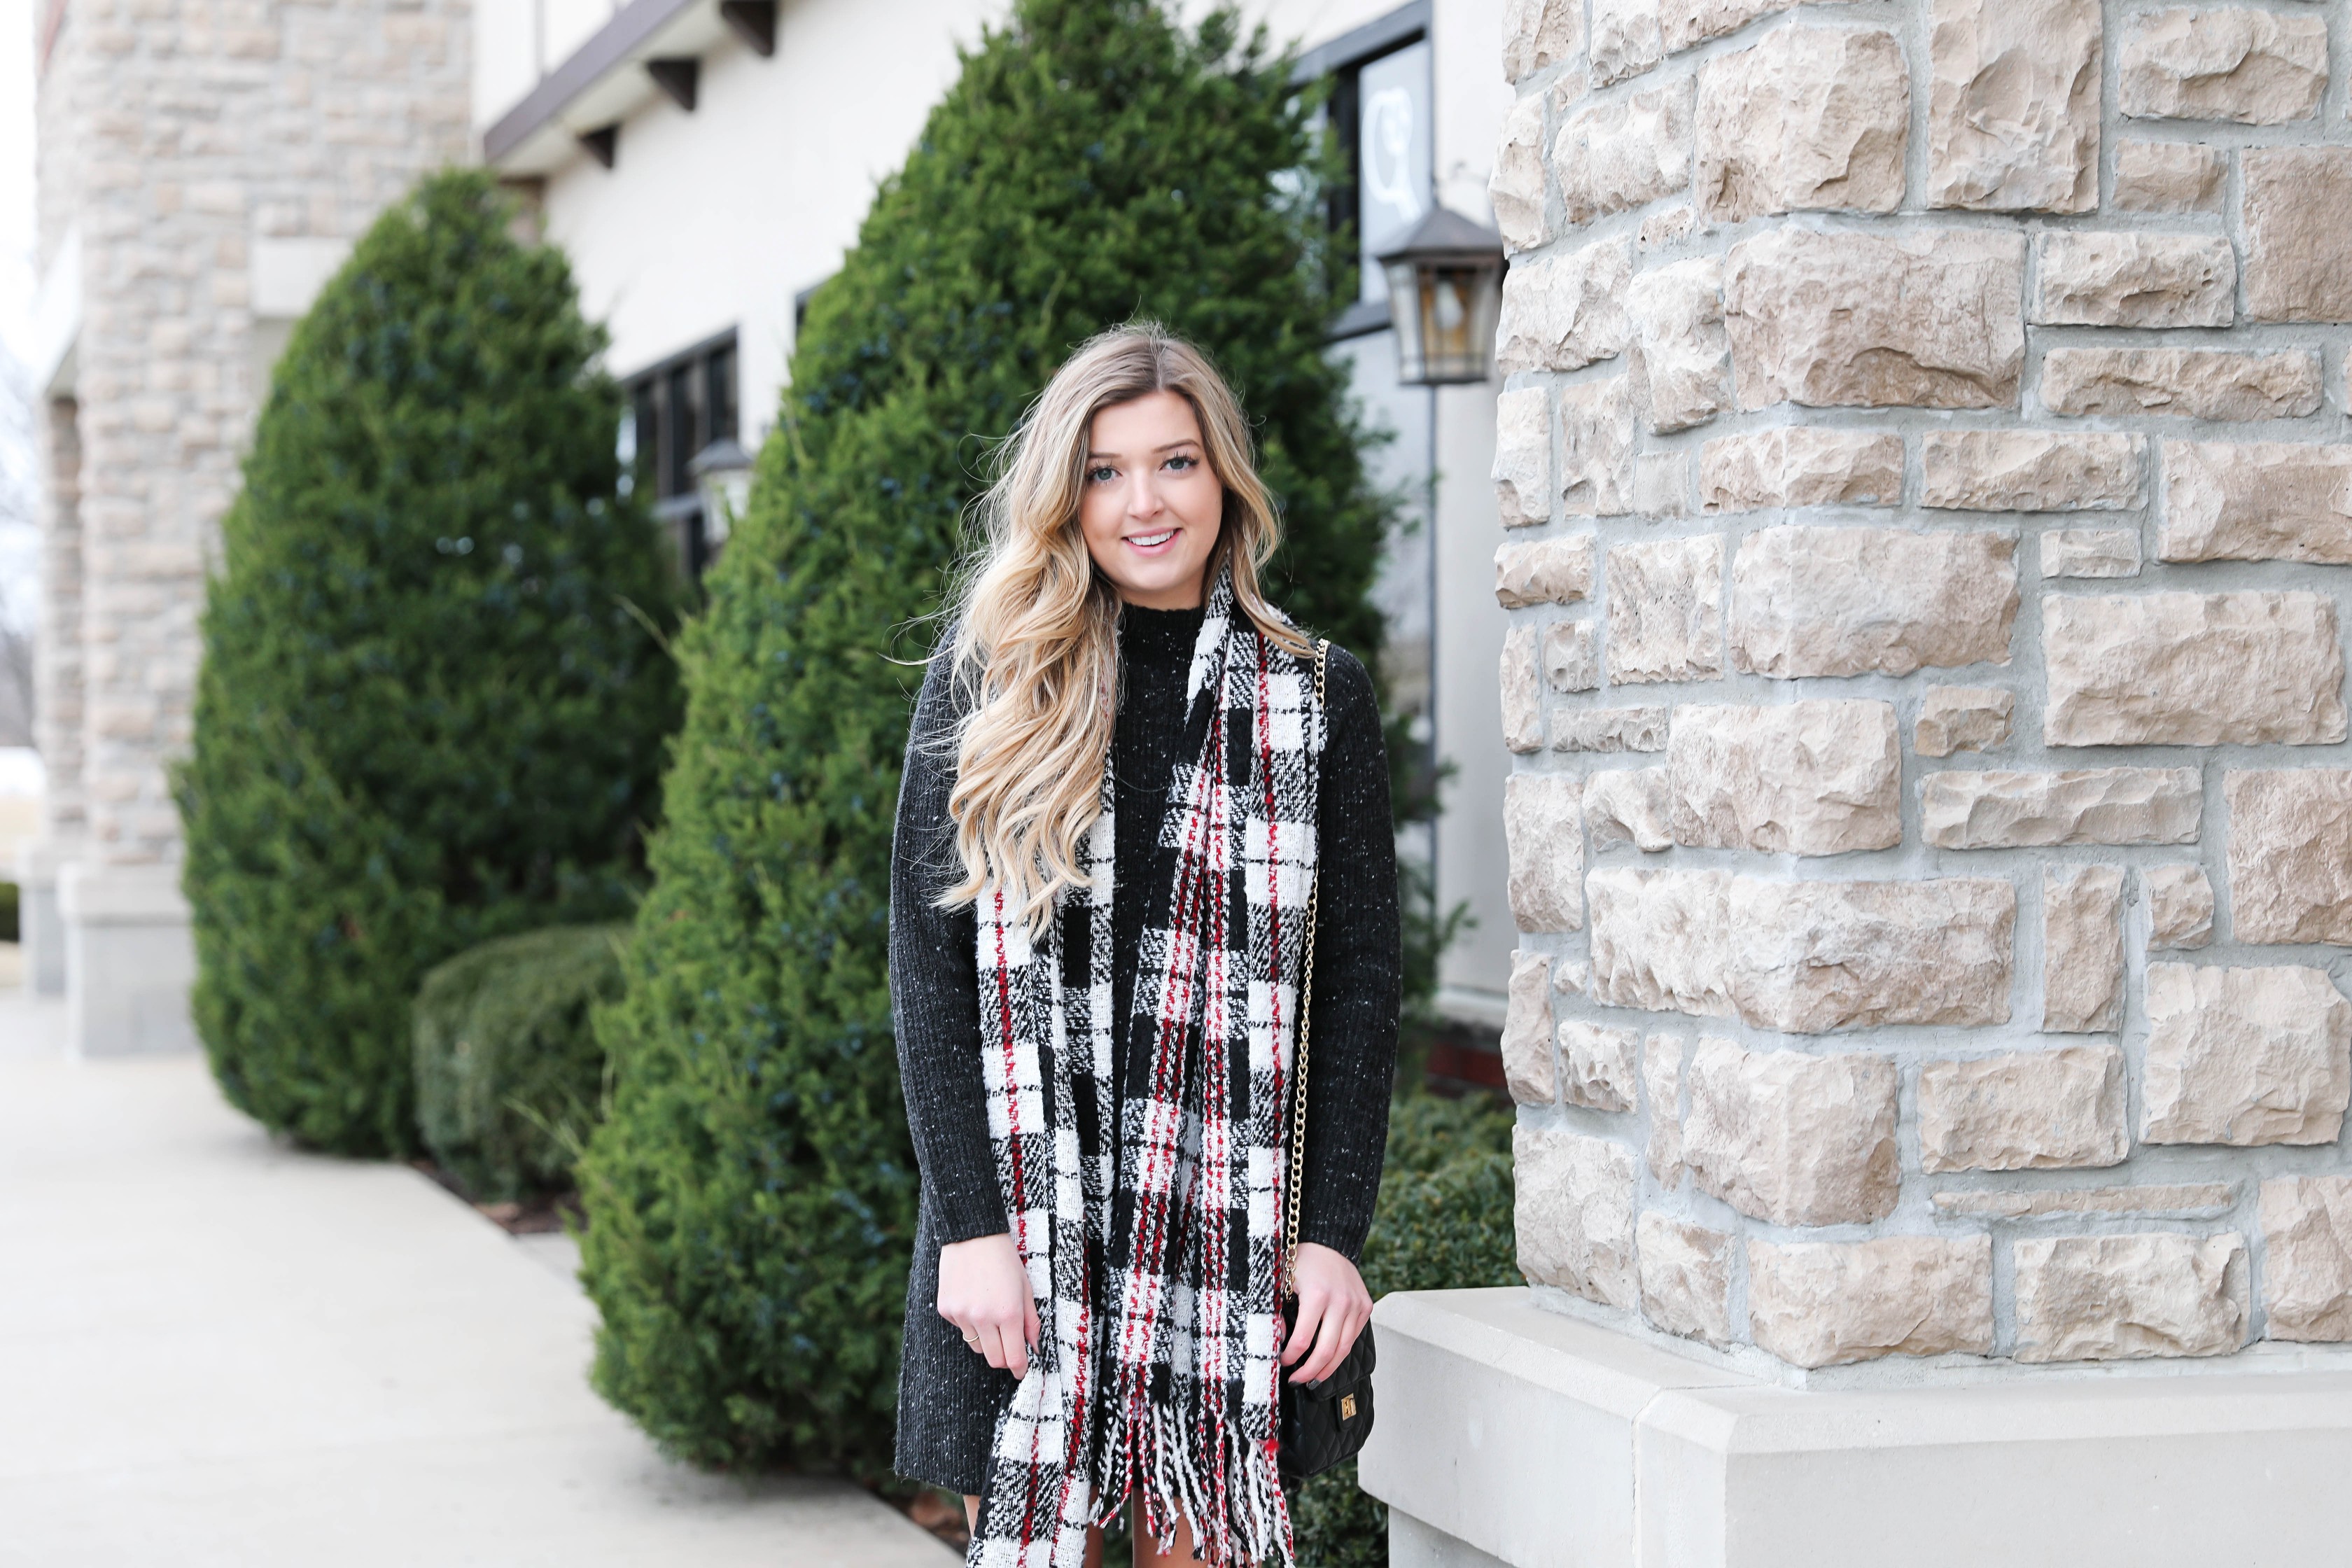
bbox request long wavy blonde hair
[939,324,1307,928]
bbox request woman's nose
[1127,472,1163,519]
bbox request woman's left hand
[1282,1242,1373,1385]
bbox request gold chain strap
[1283,638,1328,1296]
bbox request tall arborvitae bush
[580,0,1392,1473]
[178,172,680,1158]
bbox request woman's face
[1078,391,1224,611]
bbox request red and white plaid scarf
[969,571,1320,1567]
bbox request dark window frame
[1292,1,1433,342]
[620,326,740,579]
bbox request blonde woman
[889,325,1398,1567]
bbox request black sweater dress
[889,603,1401,1494]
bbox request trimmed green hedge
[1293,1091,1518,1568]
[0,881,17,945]
[578,0,1395,1476]
[414,923,627,1201]
[176,170,680,1157]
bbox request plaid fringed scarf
[969,570,1321,1568]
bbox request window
[620,330,738,578]
[1298,2,1434,337]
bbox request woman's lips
[1126,528,1177,551]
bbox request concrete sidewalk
[0,992,952,1567]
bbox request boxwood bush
[177,170,680,1157]
[414,923,629,1201]
[578,0,1395,1476]
[1293,1091,1518,1568]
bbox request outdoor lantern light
[688,436,755,549]
[1376,207,1506,386]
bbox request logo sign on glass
[1356,40,1433,304]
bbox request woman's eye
[1165,454,1197,473]
[1087,465,1116,484]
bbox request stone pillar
[31,0,470,1046]
[1367,0,2352,1560]
[19,395,84,996]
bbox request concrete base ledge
[58,862,197,1056]
[1359,1287,2352,1568]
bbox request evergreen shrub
[177,171,680,1158]
[0,881,17,944]
[413,923,628,1200]
[580,0,1395,1474]
[1293,1091,1518,1568]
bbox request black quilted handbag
[1276,640,1377,1483]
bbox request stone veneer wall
[33,0,472,867]
[1488,0,2352,1368]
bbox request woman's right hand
[938,1232,1040,1378]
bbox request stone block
[1643,1032,1687,1185]
[1560,376,1640,517]
[1935,1184,2234,1218]
[1639,205,1697,249]
[1496,534,1595,608]
[1926,0,2101,212]
[2142,963,2352,1147]
[1626,258,1729,434]
[1695,25,1908,223]
[1919,766,2200,848]
[2118,8,2327,125]
[2012,1234,2247,1362]
[1684,1037,1899,1226]
[1503,0,1583,82]
[1560,1020,1642,1112]
[2111,139,2226,212]
[2145,864,2214,950]
[2042,592,2346,748]
[1914,687,2015,757]
[1557,83,1693,225]
[1554,707,1670,752]
[1668,699,1902,855]
[2261,1177,2352,1343]
[2043,865,2126,1034]
[1731,526,2019,678]
[2160,442,2352,566]
[2031,232,2235,328]
[1491,93,1549,253]
[1506,772,1586,932]
[2040,347,2323,421]
[1544,620,1599,694]
[1587,869,2016,1032]
[1588,869,1738,1019]
[2244,150,2352,324]
[1920,431,2143,512]
[1502,625,1542,754]
[1700,428,1903,511]
[1747,1236,1994,1367]
[2227,771,2352,946]
[1585,766,1674,853]
[1589,0,1665,86]
[1725,227,2025,410]
[1606,536,1723,685]
[1497,238,1634,374]
[1638,1213,1732,1346]
[1513,1124,1637,1308]
[1634,453,1688,519]
[1493,386,1550,528]
[1918,1044,2127,1172]
[2043,529,2141,580]
[1503,949,1558,1105]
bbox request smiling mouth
[1126,529,1178,549]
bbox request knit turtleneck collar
[1119,601,1206,665]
